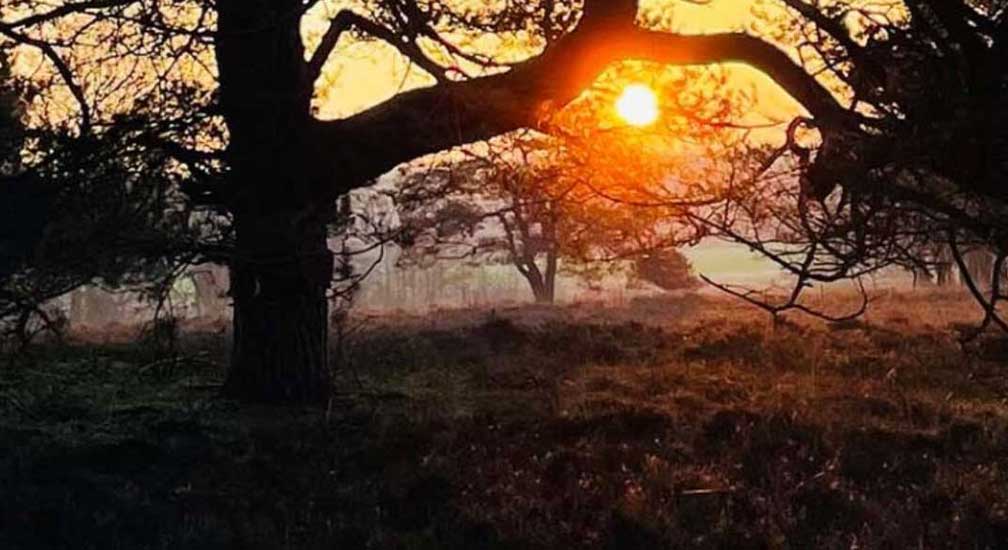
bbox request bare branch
[306,9,447,85]
[0,26,92,133]
[1,0,138,29]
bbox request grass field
[2,290,1008,549]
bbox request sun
[615,84,659,127]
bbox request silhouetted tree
[395,131,701,304]
[0,40,224,345]
[673,1,1008,334]
[5,0,1008,399]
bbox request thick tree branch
[313,21,852,194]
[307,10,356,84]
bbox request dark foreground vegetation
[3,292,1008,549]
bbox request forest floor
[2,290,1008,549]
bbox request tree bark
[223,209,333,402]
[227,280,331,402]
[216,0,335,402]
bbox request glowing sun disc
[615,84,659,127]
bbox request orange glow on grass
[615,84,659,127]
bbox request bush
[632,249,698,291]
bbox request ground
[2,290,1008,549]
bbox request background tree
[395,62,741,304]
[663,1,1008,335]
[0,109,228,347]
[394,133,697,304]
[634,248,698,292]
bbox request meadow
[2,290,1007,549]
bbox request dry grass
[3,289,1008,549]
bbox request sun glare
[615,84,659,127]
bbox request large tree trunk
[223,210,333,402]
[216,0,336,402]
[227,279,330,402]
